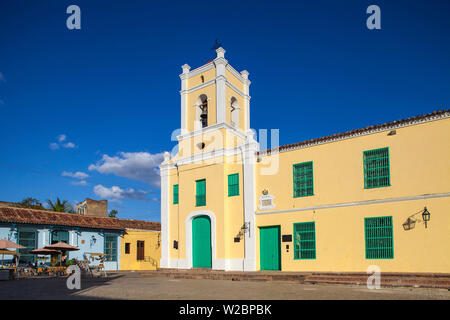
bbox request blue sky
[0,0,449,222]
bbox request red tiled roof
[0,206,160,231]
[258,109,450,155]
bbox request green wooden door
[192,216,212,268]
[260,226,281,270]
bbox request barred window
[18,229,37,263]
[293,161,314,197]
[363,147,390,188]
[364,216,394,259]
[293,222,316,259]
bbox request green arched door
[192,215,212,268]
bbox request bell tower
[179,47,252,136]
[160,47,259,272]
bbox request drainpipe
[239,145,246,272]
[175,163,180,269]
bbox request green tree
[19,197,45,210]
[46,197,75,213]
[108,209,118,218]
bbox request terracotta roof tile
[258,109,449,155]
[0,207,160,231]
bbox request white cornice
[214,57,228,66]
[180,79,216,95]
[255,192,450,215]
[226,64,246,83]
[258,112,450,157]
[180,61,215,80]
[226,81,250,99]
[180,77,250,100]
[171,146,243,167]
[177,122,247,141]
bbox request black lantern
[402,217,416,231]
[422,207,431,228]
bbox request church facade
[159,47,450,274]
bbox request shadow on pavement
[0,274,125,300]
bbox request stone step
[141,269,450,289]
[304,276,450,289]
[141,270,307,282]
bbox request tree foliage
[19,197,45,210]
[46,197,75,213]
[108,209,118,218]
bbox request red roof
[259,109,450,155]
[0,206,160,231]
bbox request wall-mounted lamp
[241,222,250,237]
[90,235,97,248]
[422,207,431,228]
[402,217,416,231]
[402,207,431,231]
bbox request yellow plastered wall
[254,118,450,273]
[187,67,216,89]
[120,230,161,271]
[225,69,244,92]
[168,155,246,262]
[256,197,450,273]
[256,118,450,210]
[175,128,245,159]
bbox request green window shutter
[363,147,390,189]
[104,234,118,262]
[196,179,206,206]
[228,173,239,197]
[18,229,37,263]
[364,216,394,259]
[293,161,314,198]
[173,184,179,204]
[293,222,316,259]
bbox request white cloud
[62,171,88,186]
[62,171,89,179]
[49,134,76,150]
[49,142,60,150]
[93,184,149,201]
[71,180,87,186]
[63,142,76,148]
[89,152,165,187]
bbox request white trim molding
[255,192,450,215]
[184,210,220,270]
[241,133,259,271]
[159,152,171,269]
[177,122,247,141]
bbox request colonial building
[0,199,160,271]
[160,47,450,273]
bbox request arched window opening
[198,94,208,128]
[200,75,205,83]
[230,97,239,128]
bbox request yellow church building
[159,47,450,274]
